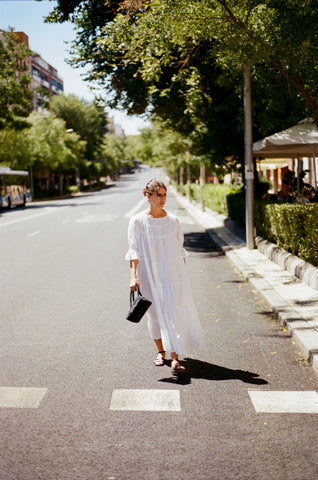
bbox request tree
[27,110,86,195]
[27,111,84,170]
[211,0,318,126]
[100,134,131,177]
[0,29,33,130]
[135,120,193,178]
[50,94,108,161]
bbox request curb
[255,236,318,291]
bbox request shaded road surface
[1,167,318,480]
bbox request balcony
[41,79,50,89]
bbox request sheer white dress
[125,211,204,354]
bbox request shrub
[266,204,305,255]
[255,199,276,242]
[227,191,245,227]
[69,185,79,194]
[262,203,318,265]
[184,183,241,216]
[298,205,318,265]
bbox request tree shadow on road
[158,358,268,386]
[183,232,224,257]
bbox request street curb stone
[255,236,318,291]
[170,186,318,376]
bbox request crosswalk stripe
[248,390,318,413]
[109,389,181,411]
[0,387,48,408]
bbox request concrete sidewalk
[171,187,318,376]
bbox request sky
[0,0,150,135]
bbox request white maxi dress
[125,211,204,354]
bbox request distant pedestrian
[125,178,204,375]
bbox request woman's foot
[153,351,165,366]
[171,358,186,375]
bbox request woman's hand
[130,276,140,291]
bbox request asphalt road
[1,166,318,480]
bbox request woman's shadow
[159,358,268,386]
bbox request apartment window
[51,78,57,87]
[58,83,63,91]
[32,66,40,78]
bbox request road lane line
[124,198,147,218]
[75,213,118,223]
[0,206,69,228]
[248,390,318,413]
[27,230,40,237]
[0,387,48,408]
[109,389,181,411]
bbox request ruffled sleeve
[175,216,188,258]
[125,216,140,261]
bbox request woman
[125,178,204,375]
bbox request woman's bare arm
[129,259,140,291]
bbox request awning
[253,118,318,159]
[257,158,290,169]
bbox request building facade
[15,31,64,110]
[107,116,125,137]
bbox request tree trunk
[59,174,64,196]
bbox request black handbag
[126,287,152,323]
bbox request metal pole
[313,148,317,190]
[180,166,184,195]
[187,161,191,202]
[243,65,255,249]
[296,156,301,198]
[30,165,34,201]
[200,164,205,211]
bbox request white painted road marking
[0,206,68,228]
[109,389,181,411]
[27,230,40,237]
[124,198,147,218]
[75,213,118,223]
[248,390,318,413]
[0,387,48,408]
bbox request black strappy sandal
[171,359,186,375]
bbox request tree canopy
[0,30,33,129]
[27,111,85,172]
[50,94,108,161]
[43,0,316,169]
[0,110,86,175]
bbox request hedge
[183,184,318,267]
[266,203,318,266]
[183,183,241,216]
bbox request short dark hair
[143,178,167,196]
